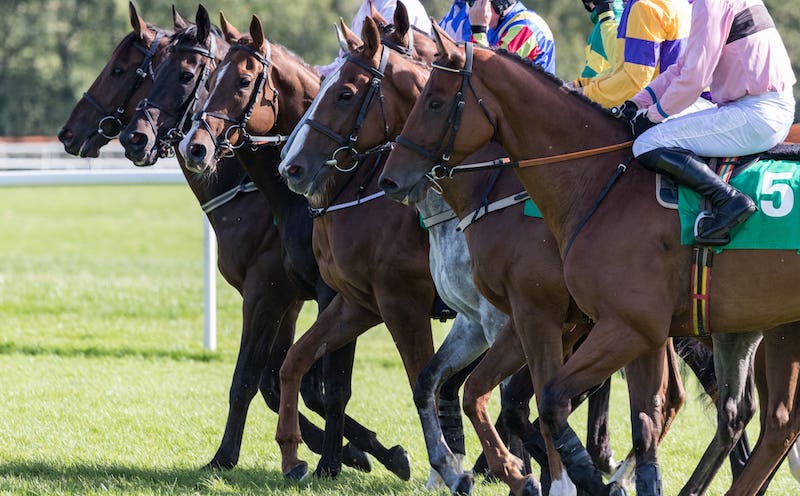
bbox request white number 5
[760,171,794,217]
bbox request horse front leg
[727,325,800,496]
[624,339,685,496]
[276,295,381,479]
[207,281,299,470]
[413,314,489,491]
[678,330,761,496]
[461,320,531,495]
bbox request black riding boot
[638,147,756,246]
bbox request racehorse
[378,24,800,495]
[177,13,440,480]
[277,14,689,496]
[59,2,403,478]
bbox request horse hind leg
[727,325,800,496]
[678,330,761,496]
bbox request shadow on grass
[0,341,220,362]
[0,459,417,495]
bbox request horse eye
[111,67,124,77]
[238,77,251,88]
[179,71,194,83]
[428,99,444,111]
[338,91,354,102]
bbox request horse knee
[462,377,487,418]
[719,395,756,442]
[413,368,438,411]
[259,373,281,412]
[539,381,569,432]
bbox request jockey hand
[469,0,492,30]
[581,0,594,12]
[630,110,657,137]
[610,100,638,121]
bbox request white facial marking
[278,68,342,175]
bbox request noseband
[82,30,164,140]
[135,36,219,158]
[394,42,497,186]
[190,42,281,160]
[302,45,392,173]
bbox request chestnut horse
[276,14,691,496]
[177,13,440,480]
[59,2,400,477]
[379,25,800,495]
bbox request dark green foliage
[1,0,798,136]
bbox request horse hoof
[520,477,542,496]
[387,445,411,481]
[313,463,341,479]
[203,458,235,471]
[452,472,474,495]
[342,442,371,472]
[606,481,627,496]
[283,461,308,481]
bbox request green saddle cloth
[523,199,543,218]
[679,159,800,250]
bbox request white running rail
[0,140,217,351]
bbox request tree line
[0,0,797,136]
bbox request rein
[82,30,165,140]
[393,41,636,259]
[191,41,284,159]
[135,36,220,158]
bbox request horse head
[58,1,170,157]
[120,4,229,166]
[179,12,319,174]
[278,10,433,197]
[379,23,500,203]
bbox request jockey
[577,0,624,80]
[316,0,432,77]
[442,0,555,74]
[575,0,692,107]
[623,0,796,246]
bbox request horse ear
[361,16,381,59]
[334,23,349,54]
[432,22,456,58]
[195,5,211,44]
[219,11,241,44]
[129,1,148,41]
[394,1,411,39]
[339,17,362,53]
[249,15,265,52]
[172,5,189,31]
[369,0,389,27]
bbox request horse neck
[270,46,321,136]
[476,51,632,243]
[438,166,524,220]
[234,146,307,225]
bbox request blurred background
[1,0,798,138]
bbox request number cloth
[679,159,800,249]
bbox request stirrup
[693,212,731,247]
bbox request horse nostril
[57,127,73,143]
[285,164,303,178]
[189,143,207,161]
[379,176,398,193]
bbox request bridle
[134,34,220,158]
[301,45,392,173]
[190,41,282,160]
[82,30,165,140]
[394,42,497,185]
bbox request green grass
[0,184,795,495]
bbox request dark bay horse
[177,13,434,480]
[378,24,800,495]
[59,2,401,478]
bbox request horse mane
[490,48,619,120]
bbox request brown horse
[276,14,692,496]
[59,2,396,477]
[378,24,800,495]
[178,13,438,481]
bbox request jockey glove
[630,111,657,138]
[610,100,639,122]
[593,0,614,13]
